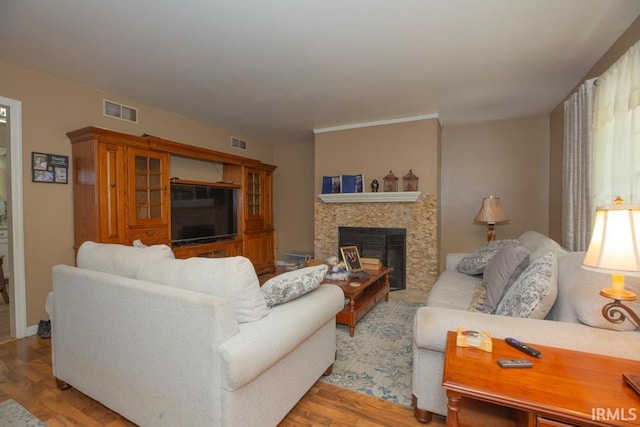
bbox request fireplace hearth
[339,226,406,290]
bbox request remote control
[497,358,533,368]
[505,337,542,358]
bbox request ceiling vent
[103,99,138,123]
[231,136,247,151]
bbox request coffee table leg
[349,298,356,337]
[446,391,461,427]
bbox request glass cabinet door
[247,171,262,217]
[129,149,168,225]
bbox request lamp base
[486,223,496,242]
[600,288,638,301]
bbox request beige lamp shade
[582,203,640,277]
[474,195,509,225]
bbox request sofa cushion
[137,256,269,323]
[456,239,518,275]
[426,270,482,310]
[495,251,558,319]
[261,264,328,308]
[482,243,529,314]
[76,241,175,279]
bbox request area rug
[0,399,46,427]
[321,299,421,408]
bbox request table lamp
[582,197,640,328]
[474,195,509,242]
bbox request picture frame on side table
[340,245,363,272]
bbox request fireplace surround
[314,193,439,292]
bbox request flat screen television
[170,182,238,245]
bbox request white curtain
[592,39,640,206]
[562,79,596,251]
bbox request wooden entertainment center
[68,126,276,274]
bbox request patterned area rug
[0,399,46,427]
[320,299,421,407]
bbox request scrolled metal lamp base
[601,299,640,330]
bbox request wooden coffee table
[324,267,390,336]
[442,331,640,427]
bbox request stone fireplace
[314,193,439,292]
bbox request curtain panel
[562,79,596,251]
[592,39,640,206]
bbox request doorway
[0,97,27,340]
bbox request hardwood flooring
[0,335,439,426]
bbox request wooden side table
[324,267,390,336]
[442,331,640,427]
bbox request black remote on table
[497,358,533,369]
[505,338,542,358]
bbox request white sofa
[47,242,345,427]
[412,231,640,423]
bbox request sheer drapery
[562,79,596,251]
[592,39,640,206]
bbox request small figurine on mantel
[371,179,379,192]
[403,169,419,191]
[383,170,399,192]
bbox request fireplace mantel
[318,191,421,203]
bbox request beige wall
[314,119,440,195]
[548,16,640,243]
[441,115,550,260]
[272,140,316,260]
[0,59,275,327]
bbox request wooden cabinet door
[127,149,169,226]
[244,231,274,275]
[98,143,127,243]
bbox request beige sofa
[47,242,345,427]
[412,231,640,423]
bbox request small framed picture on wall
[32,152,68,184]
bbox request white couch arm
[445,253,468,271]
[414,306,640,360]
[219,284,344,390]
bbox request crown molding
[313,114,439,134]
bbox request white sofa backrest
[76,241,175,278]
[518,231,568,261]
[137,256,269,324]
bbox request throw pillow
[494,251,558,319]
[456,239,519,275]
[261,264,328,308]
[76,240,175,279]
[482,243,529,314]
[137,256,269,323]
[468,283,487,312]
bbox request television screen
[170,182,238,245]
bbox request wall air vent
[231,136,247,151]
[103,99,138,123]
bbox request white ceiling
[1,1,639,143]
